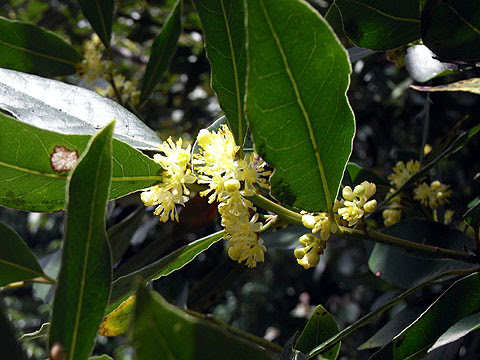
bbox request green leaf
[140,0,182,103]
[0,298,28,360]
[0,67,161,150]
[107,230,224,314]
[77,0,114,48]
[347,163,389,186]
[422,0,480,61]
[0,113,162,212]
[429,312,480,352]
[411,78,480,95]
[195,0,247,147]
[296,305,340,360]
[48,121,114,360]
[108,208,145,264]
[370,272,480,359]
[0,17,81,76]
[358,304,425,350]
[133,286,277,360]
[246,0,354,213]
[0,222,51,286]
[332,0,421,51]
[89,356,113,360]
[464,197,480,232]
[369,219,474,289]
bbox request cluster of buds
[414,180,452,209]
[141,125,271,268]
[297,181,377,269]
[77,34,140,105]
[336,182,377,226]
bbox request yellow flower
[388,160,420,189]
[414,180,452,209]
[382,208,402,227]
[140,137,195,222]
[294,234,326,269]
[336,181,377,226]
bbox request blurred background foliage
[1,0,480,359]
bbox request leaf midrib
[219,0,243,147]
[258,0,333,210]
[443,2,480,35]
[0,38,77,66]
[0,257,44,279]
[342,0,420,23]
[0,160,162,182]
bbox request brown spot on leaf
[49,342,66,360]
[50,146,78,173]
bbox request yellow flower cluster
[193,125,271,268]
[140,138,195,222]
[298,181,377,269]
[76,34,113,84]
[141,124,271,268]
[77,34,140,105]
[337,181,377,226]
[414,180,452,209]
[387,160,420,189]
[294,234,326,269]
[382,160,420,227]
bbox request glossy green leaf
[332,0,420,51]
[296,305,340,360]
[429,312,480,352]
[107,230,224,313]
[89,356,113,360]
[77,0,114,48]
[246,0,354,212]
[0,298,28,360]
[0,113,162,212]
[133,286,277,360]
[0,67,161,150]
[422,0,480,61]
[411,78,480,95]
[48,122,114,360]
[369,219,474,288]
[358,304,425,350]
[371,272,480,359]
[0,222,51,286]
[347,163,389,186]
[140,0,182,103]
[195,0,247,146]
[0,17,81,76]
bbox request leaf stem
[305,267,480,358]
[341,227,479,263]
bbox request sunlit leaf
[332,0,420,50]
[48,122,114,360]
[133,286,277,359]
[411,78,480,95]
[296,305,340,360]
[0,17,81,76]
[77,0,114,48]
[0,113,162,212]
[99,296,135,337]
[195,0,247,146]
[0,222,50,287]
[0,67,161,150]
[140,0,182,103]
[422,0,480,61]
[429,312,480,352]
[246,0,354,212]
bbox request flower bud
[302,214,316,229]
[342,186,355,201]
[353,184,365,197]
[294,248,306,259]
[364,199,377,213]
[224,179,241,192]
[299,233,316,246]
